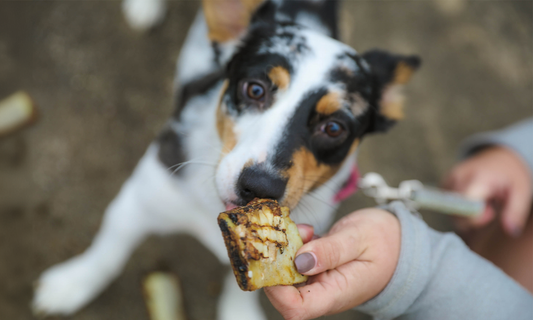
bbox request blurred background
[0,0,531,319]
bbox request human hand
[444,146,532,237]
[265,208,401,320]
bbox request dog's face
[208,2,420,210]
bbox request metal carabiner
[358,172,484,217]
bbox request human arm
[445,118,533,236]
[265,201,533,320]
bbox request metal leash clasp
[358,172,484,217]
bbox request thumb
[294,226,363,275]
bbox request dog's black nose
[237,165,287,204]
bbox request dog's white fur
[33,5,356,320]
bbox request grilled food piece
[218,198,308,291]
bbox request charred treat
[218,198,307,291]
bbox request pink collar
[333,165,359,203]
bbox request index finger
[264,277,336,320]
[264,260,375,320]
[297,224,315,244]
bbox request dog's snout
[237,166,287,204]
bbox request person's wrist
[373,209,401,297]
[352,208,401,303]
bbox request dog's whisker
[298,196,322,228]
[298,177,340,194]
[200,174,217,186]
[306,192,337,212]
[298,195,323,228]
[167,159,218,177]
[167,161,199,172]
[167,160,217,172]
[285,185,322,228]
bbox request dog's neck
[334,165,359,204]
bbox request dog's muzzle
[236,165,287,205]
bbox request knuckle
[329,219,348,234]
[319,238,342,269]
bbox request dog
[33,0,420,319]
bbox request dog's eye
[237,79,271,110]
[244,82,265,100]
[246,82,265,100]
[312,119,349,152]
[323,121,343,137]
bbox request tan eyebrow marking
[316,92,342,115]
[268,66,290,90]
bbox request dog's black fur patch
[157,128,186,174]
[271,88,372,170]
[174,69,225,120]
[278,0,339,39]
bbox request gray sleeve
[459,118,533,182]
[355,201,533,320]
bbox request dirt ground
[0,1,531,319]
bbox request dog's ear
[362,49,421,133]
[202,0,267,42]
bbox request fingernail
[294,252,316,274]
[311,235,321,240]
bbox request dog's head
[206,0,420,210]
